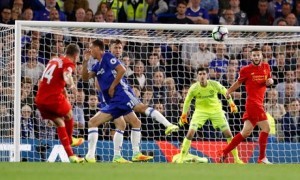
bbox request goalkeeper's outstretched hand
[179,114,188,126]
[229,102,238,113]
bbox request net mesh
[1,23,300,163]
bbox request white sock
[113,129,124,157]
[131,128,141,154]
[145,107,171,127]
[86,127,98,159]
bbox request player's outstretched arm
[226,80,242,99]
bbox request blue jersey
[92,52,139,119]
[91,53,129,93]
[185,7,209,20]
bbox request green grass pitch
[1,163,299,180]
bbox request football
[211,26,228,42]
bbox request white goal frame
[13,20,300,162]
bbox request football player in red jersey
[35,44,84,163]
[218,47,274,164]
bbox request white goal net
[1,21,300,163]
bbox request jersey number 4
[41,64,57,84]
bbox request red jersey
[238,63,271,106]
[35,56,75,104]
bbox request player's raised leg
[133,103,179,135]
[85,111,113,163]
[257,120,272,164]
[222,129,244,164]
[219,120,253,162]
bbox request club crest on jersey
[110,58,117,64]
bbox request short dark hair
[65,44,80,56]
[197,67,209,73]
[92,39,105,50]
[110,39,122,46]
[251,47,261,52]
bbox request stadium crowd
[0,0,299,146]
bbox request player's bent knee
[114,119,126,131]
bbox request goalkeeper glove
[179,114,188,126]
[229,102,238,113]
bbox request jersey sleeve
[182,84,196,114]
[212,80,227,97]
[238,67,247,83]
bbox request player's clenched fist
[229,102,238,113]
[179,114,188,126]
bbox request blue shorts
[100,88,141,119]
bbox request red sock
[57,126,73,157]
[223,133,245,155]
[259,131,269,160]
[65,118,74,143]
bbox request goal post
[4,20,300,162]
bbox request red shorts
[36,97,71,120]
[242,105,267,126]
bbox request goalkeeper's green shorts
[189,110,229,132]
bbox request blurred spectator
[142,87,155,106]
[34,0,66,21]
[146,0,168,23]
[64,0,89,21]
[105,9,116,22]
[152,70,167,103]
[85,8,93,22]
[96,2,108,17]
[99,0,122,20]
[294,0,300,24]
[12,0,23,10]
[163,1,194,24]
[34,109,56,140]
[282,98,300,142]
[75,7,85,22]
[22,7,33,20]
[271,53,289,85]
[21,49,45,85]
[94,12,105,22]
[237,46,252,67]
[118,0,148,23]
[275,17,288,25]
[21,104,34,138]
[21,77,34,110]
[0,6,14,24]
[249,0,274,25]
[229,0,249,25]
[285,13,298,26]
[49,7,60,21]
[186,0,209,24]
[268,0,284,19]
[219,8,236,25]
[128,60,150,90]
[11,6,22,20]
[200,0,219,24]
[188,43,215,70]
[276,69,300,102]
[145,53,165,79]
[261,44,276,66]
[121,52,134,77]
[68,93,85,138]
[265,89,286,141]
[109,39,123,59]
[273,2,292,25]
[164,77,182,104]
[208,44,229,80]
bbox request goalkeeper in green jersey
[177,67,244,164]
